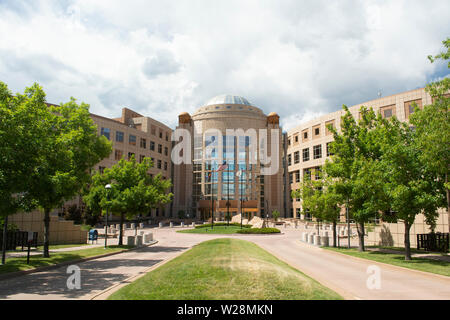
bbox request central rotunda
[172,95,289,221]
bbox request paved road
[0,228,449,300]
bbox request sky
[0,0,449,130]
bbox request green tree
[324,106,385,251]
[377,116,445,260]
[292,172,342,247]
[24,88,112,257]
[412,38,450,233]
[83,156,172,245]
[272,210,280,222]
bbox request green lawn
[109,238,342,300]
[325,247,450,277]
[0,245,134,275]
[178,225,246,234]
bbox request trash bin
[89,229,98,243]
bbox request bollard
[314,235,321,246]
[127,236,135,246]
[170,222,173,228]
[321,236,329,247]
[139,231,145,236]
[181,222,184,228]
[136,235,143,247]
[131,223,136,230]
[139,223,144,229]
[144,233,153,243]
[302,232,307,242]
[191,222,195,227]
[308,233,314,244]
[158,222,163,228]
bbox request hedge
[236,228,281,234]
[195,222,252,229]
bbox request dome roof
[204,94,253,107]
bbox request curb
[0,241,158,282]
[321,245,450,281]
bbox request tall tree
[324,106,384,251]
[412,38,450,233]
[0,82,51,263]
[83,156,172,245]
[377,116,445,260]
[26,89,111,257]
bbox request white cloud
[0,0,448,129]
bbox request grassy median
[178,225,246,234]
[0,245,134,275]
[325,247,450,277]
[109,238,342,300]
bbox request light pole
[104,184,111,249]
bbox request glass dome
[204,95,253,107]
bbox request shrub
[272,210,280,222]
[236,228,281,234]
[64,204,82,224]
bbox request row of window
[288,166,322,184]
[287,99,425,148]
[100,127,169,156]
[113,149,169,170]
[287,143,333,166]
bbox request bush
[236,228,281,234]
[195,222,252,229]
[272,210,280,222]
[64,204,82,224]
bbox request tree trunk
[43,208,50,258]
[119,212,124,246]
[357,222,365,252]
[404,221,412,261]
[332,220,337,247]
[1,215,8,265]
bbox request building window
[295,170,300,183]
[129,135,136,146]
[114,149,123,161]
[288,154,292,166]
[294,135,299,143]
[404,99,423,119]
[139,155,145,163]
[164,161,168,170]
[302,148,310,162]
[151,125,156,135]
[326,142,334,157]
[302,130,308,142]
[313,125,320,138]
[325,120,335,136]
[139,138,146,149]
[303,168,311,180]
[157,159,162,169]
[294,151,300,164]
[128,152,135,160]
[166,133,169,141]
[100,127,110,140]
[116,131,124,142]
[159,130,163,139]
[313,144,322,159]
[150,141,155,151]
[99,166,106,174]
[164,147,168,156]
[314,167,321,180]
[383,109,392,118]
[288,138,291,146]
[158,144,162,154]
[289,172,293,184]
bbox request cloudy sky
[0,0,449,130]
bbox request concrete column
[144,233,153,243]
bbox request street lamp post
[104,184,111,249]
